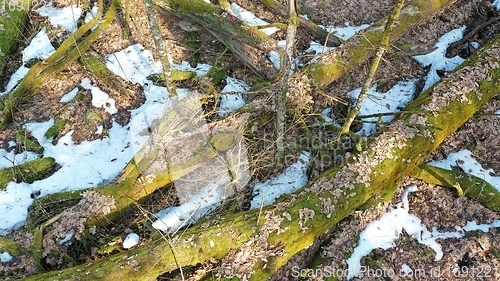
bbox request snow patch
[230,3,279,35]
[250,151,310,209]
[123,233,140,249]
[37,2,82,33]
[346,184,500,280]
[347,79,417,136]
[60,87,79,103]
[413,27,465,91]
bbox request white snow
[323,22,371,41]
[58,229,74,244]
[230,3,280,35]
[250,151,310,209]
[346,184,500,280]
[400,263,413,276]
[59,87,79,103]
[21,29,55,64]
[428,149,500,192]
[105,44,163,86]
[217,77,250,117]
[0,252,13,263]
[492,0,500,10]
[1,29,54,96]
[37,2,82,33]
[85,3,100,23]
[152,173,233,233]
[304,23,370,64]
[413,26,466,91]
[346,79,417,136]
[81,78,118,114]
[123,233,140,249]
[0,148,40,170]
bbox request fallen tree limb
[410,163,500,212]
[20,28,500,281]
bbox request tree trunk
[21,30,500,281]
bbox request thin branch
[143,0,177,98]
[338,0,406,137]
[276,0,298,159]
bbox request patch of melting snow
[427,149,500,192]
[123,233,140,249]
[218,77,250,117]
[0,29,54,96]
[347,184,500,280]
[413,26,466,91]
[21,29,55,65]
[1,28,55,96]
[81,78,117,114]
[36,2,82,33]
[230,3,280,35]
[59,87,79,103]
[493,0,500,10]
[250,151,310,209]
[304,23,371,64]
[0,252,13,263]
[152,174,232,233]
[346,79,417,136]
[322,22,371,41]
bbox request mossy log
[0,1,30,78]
[410,163,500,212]
[299,0,456,88]
[155,0,280,79]
[0,157,56,190]
[20,28,500,281]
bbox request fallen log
[20,26,500,281]
[410,163,500,212]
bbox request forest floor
[0,0,499,280]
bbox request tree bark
[20,30,500,281]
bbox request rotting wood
[20,30,500,281]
